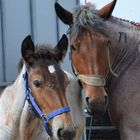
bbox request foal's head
[21,35,76,139]
[55,0,117,117]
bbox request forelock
[34,45,56,61]
[68,4,107,38]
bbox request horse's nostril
[104,96,108,105]
[86,97,90,105]
[58,128,76,139]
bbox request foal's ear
[98,0,117,19]
[21,35,35,64]
[55,3,73,25]
[53,34,68,62]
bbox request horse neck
[0,64,26,117]
[106,18,140,78]
[64,70,82,108]
[64,70,84,124]
[0,65,31,139]
[12,64,26,110]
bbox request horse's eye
[70,45,76,51]
[33,80,41,88]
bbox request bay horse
[0,35,84,140]
[55,1,140,139]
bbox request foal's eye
[33,80,41,88]
[70,45,76,51]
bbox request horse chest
[108,72,140,130]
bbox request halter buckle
[27,88,31,94]
[41,115,48,123]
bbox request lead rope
[107,46,118,77]
[88,116,93,140]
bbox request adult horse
[0,35,84,140]
[55,1,140,139]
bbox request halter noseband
[72,64,106,86]
[23,72,70,137]
[78,74,106,86]
[70,43,118,85]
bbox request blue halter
[22,72,71,137]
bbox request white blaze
[48,65,55,73]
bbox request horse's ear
[98,0,117,19]
[21,35,35,64]
[53,34,68,62]
[55,3,73,25]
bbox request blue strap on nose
[42,106,70,136]
[43,106,70,121]
[22,72,71,137]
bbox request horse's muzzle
[86,95,108,117]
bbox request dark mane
[18,45,58,72]
[68,4,140,38]
[68,4,106,38]
[34,45,57,61]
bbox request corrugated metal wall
[0,0,79,87]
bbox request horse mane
[33,45,59,61]
[68,4,107,38]
[111,16,140,30]
[18,45,60,72]
[18,58,24,73]
[68,4,140,38]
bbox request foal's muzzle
[57,127,76,140]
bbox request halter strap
[70,45,118,85]
[78,74,106,86]
[22,72,70,137]
[71,64,106,86]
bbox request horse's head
[21,35,76,139]
[55,0,117,117]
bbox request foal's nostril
[86,97,90,105]
[58,128,76,139]
[57,128,63,138]
[104,96,108,105]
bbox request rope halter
[72,64,106,86]
[71,44,118,86]
[78,74,106,86]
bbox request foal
[0,35,84,140]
